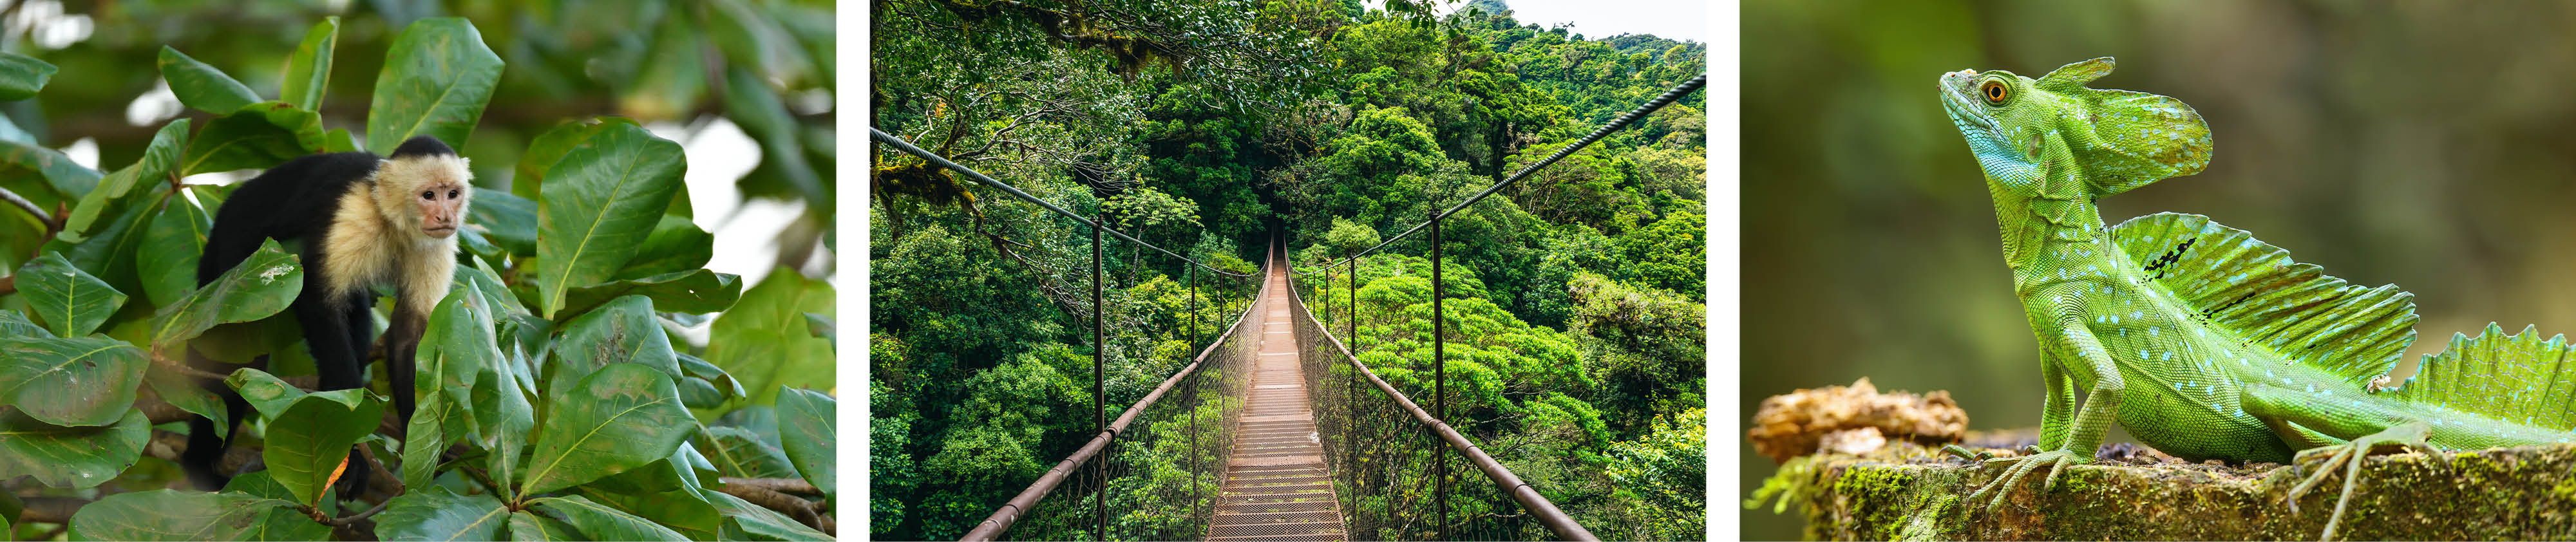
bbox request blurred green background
[1742,1,2576,538]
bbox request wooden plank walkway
[1207,263,1347,541]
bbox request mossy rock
[1752,437,2576,540]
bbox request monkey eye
[421,191,434,200]
[448,189,460,198]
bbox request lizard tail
[2380,323,2576,433]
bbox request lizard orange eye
[1982,80,2009,104]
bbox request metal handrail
[869,127,1258,279]
[1320,73,1707,270]
[957,241,1275,541]
[1283,259,1602,541]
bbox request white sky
[1443,0,1708,43]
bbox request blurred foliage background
[1742,1,2576,538]
[0,0,837,278]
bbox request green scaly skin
[1937,57,2576,540]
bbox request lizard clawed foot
[1964,448,2088,512]
[2284,421,2437,541]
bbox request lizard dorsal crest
[2039,57,2215,197]
[2110,212,2417,383]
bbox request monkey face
[415,182,468,238]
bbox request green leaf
[703,267,835,410]
[0,310,49,337]
[15,252,127,337]
[366,17,504,155]
[148,369,226,438]
[546,295,683,397]
[0,139,102,198]
[376,486,510,542]
[158,46,261,114]
[514,117,639,201]
[520,363,696,496]
[281,17,339,111]
[560,269,741,321]
[137,192,215,307]
[399,388,457,491]
[0,51,57,100]
[703,488,831,541]
[149,239,301,348]
[509,510,582,541]
[614,214,715,280]
[466,189,537,256]
[775,387,835,495]
[63,120,187,241]
[678,353,745,402]
[568,457,721,541]
[225,368,310,422]
[0,409,146,489]
[180,101,325,176]
[528,495,690,541]
[697,425,795,479]
[0,335,144,426]
[220,472,342,539]
[417,281,500,428]
[67,490,307,541]
[533,120,686,318]
[263,389,386,507]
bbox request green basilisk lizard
[1937,57,2576,540]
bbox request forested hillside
[869,0,1706,537]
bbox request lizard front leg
[1967,288,2123,512]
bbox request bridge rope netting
[871,71,1704,542]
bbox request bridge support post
[1430,210,1447,539]
[1092,215,1106,542]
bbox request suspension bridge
[873,73,1705,541]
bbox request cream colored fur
[323,154,471,310]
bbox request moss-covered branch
[1750,438,2576,541]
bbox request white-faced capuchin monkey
[183,135,471,497]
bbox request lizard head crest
[1941,57,2213,197]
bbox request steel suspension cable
[869,127,1257,279]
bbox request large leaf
[0,335,144,426]
[225,368,310,421]
[533,120,686,318]
[520,363,696,496]
[157,46,260,114]
[528,495,690,541]
[775,387,835,495]
[399,389,459,492]
[0,139,102,198]
[614,214,715,280]
[263,389,385,507]
[149,239,300,347]
[0,51,57,100]
[15,252,126,337]
[375,487,510,542]
[0,310,48,337]
[62,120,187,241]
[220,472,341,540]
[67,490,305,541]
[180,101,325,176]
[146,369,227,439]
[513,117,639,201]
[569,457,721,541]
[365,17,504,155]
[281,17,339,111]
[546,295,682,397]
[703,488,831,541]
[0,409,147,489]
[697,425,795,479]
[137,192,215,307]
[466,189,537,256]
[508,510,582,541]
[417,281,502,425]
[560,269,741,321]
[702,267,835,409]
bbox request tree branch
[0,184,49,225]
[717,476,821,496]
[715,481,829,534]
